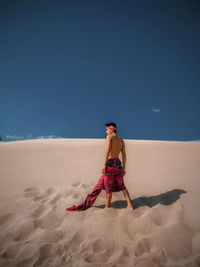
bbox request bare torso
[107,134,124,159]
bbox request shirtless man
[102,122,134,210]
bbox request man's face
[106,126,114,136]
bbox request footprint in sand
[1,242,20,259]
[78,239,93,254]
[40,210,63,230]
[0,213,16,227]
[150,244,167,265]
[23,191,40,198]
[69,231,86,253]
[31,203,49,218]
[15,257,33,267]
[135,238,150,257]
[66,189,82,200]
[92,238,105,253]
[33,243,52,266]
[13,219,35,242]
[71,231,86,244]
[28,228,63,244]
[84,252,108,264]
[49,193,62,205]
[33,218,41,228]
[104,244,115,258]
[116,246,131,264]
[104,240,121,258]
[71,192,82,199]
[13,244,38,267]
[33,195,47,202]
[33,187,57,202]
[23,187,40,200]
[24,186,39,192]
[71,181,80,187]
[46,188,56,194]
[23,187,40,198]
[55,245,65,257]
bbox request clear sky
[0,0,200,142]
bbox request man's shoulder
[107,134,114,140]
[118,135,124,141]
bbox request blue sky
[0,0,200,142]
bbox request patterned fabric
[66,157,126,211]
[105,157,123,169]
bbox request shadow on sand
[93,189,186,209]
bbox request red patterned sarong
[66,157,126,211]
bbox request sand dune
[0,138,200,267]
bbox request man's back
[107,135,125,159]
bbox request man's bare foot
[105,206,110,208]
[127,206,134,210]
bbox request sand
[0,138,200,267]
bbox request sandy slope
[0,138,200,267]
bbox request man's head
[105,122,117,135]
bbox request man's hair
[105,122,117,133]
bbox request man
[66,122,134,211]
[102,122,134,210]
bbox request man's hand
[122,169,126,175]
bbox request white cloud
[186,139,200,142]
[152,108,160,113]
[27,133,33,138]
[6,134,25,140]
[5,134,63,141]
[36,135,63,139]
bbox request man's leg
[105,192,112,208]
[122,188,134,210]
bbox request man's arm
[102,135,113,167]
[121,140,126,170]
